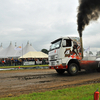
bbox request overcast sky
[0,0,100,54]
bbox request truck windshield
[50,39,62,51]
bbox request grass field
[0,83,100,100]
[0,65,49,69]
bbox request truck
[48,37,100,75]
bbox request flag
[84,47,90,52]
[15,46,22,50]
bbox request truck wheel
[56,69,65,74]
[97,62,100,72]
[68,63,79,76]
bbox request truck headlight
[55,55,58,59]
[57,61,59,64]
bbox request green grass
[0,83,100,100]
[0,65,48,69]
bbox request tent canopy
[21,42,36,55]
[0,42,37,58]
[0,42,20,58]
[19,51,48,58]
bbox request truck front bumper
[49,64,68,69]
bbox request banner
[23,61,35,65]
[15,46,22,50]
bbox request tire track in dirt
[0,69,100,98]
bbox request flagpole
[22,44,23,59]
[89,46,90,56]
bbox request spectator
[2,59,4,66]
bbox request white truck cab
[49,37,100,75]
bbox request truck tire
[56,69,65,74]
[97,62,100,72]
[68,63,79,76]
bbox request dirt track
[0,69,100,98]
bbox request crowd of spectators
[0,58,48,66]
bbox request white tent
[19,51,48,58]
[0,41,37,58]
[0,43,4,52]
[20,42,36,55]
[0,42,20,58]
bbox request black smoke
[77,0,100,37]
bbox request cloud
[0,0,100,54]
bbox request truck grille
[51,61,55,66]
[51,55,55,60]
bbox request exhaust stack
[79,31,83,59]
[80,36,83,59]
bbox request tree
[89,51,93,55]
[41,49,49,54]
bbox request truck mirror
[62,40,66,46]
